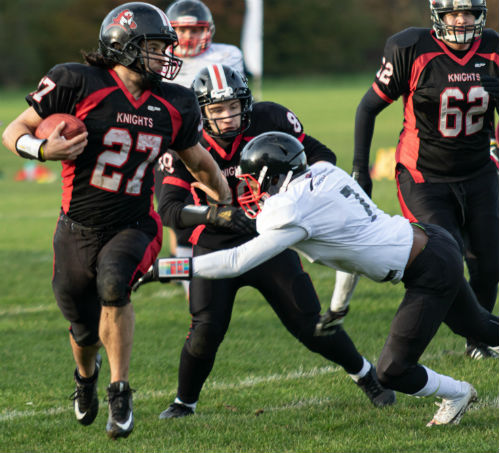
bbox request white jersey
[169,43,244,88]
[192,163,413,283]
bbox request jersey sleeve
[168,87,203,151]
[224,45,245,74]
[372,28,418,102]
[257,195,304,233]
[254,102,305,138]
[26,63,85,117]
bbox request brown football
[35,113,87,140]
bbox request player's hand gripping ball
[35,113,87,140]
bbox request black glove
[352,167,373,197]
[314,307,350,336]
[482,75,499,111]
[206,205,257,234]
[132,261,162,292]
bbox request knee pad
[69,323,100,347]
[186,323,225,359]
[96,267,129,307]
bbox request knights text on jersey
[372,27,498,183]
[26,63,202,227]
[160,101,330,250]
[257,162,413,282]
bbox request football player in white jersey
[157,0,244,292]
[164,0,244,86]
[137,132,498,427]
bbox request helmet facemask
[430,0,487,44]
[172,24,214,57]
[132,37,182,84]
[236,165,296,218]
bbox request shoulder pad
[386,27,430,50]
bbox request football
[35,113,87,140]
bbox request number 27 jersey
[27,63,202,227]
[372,27,498,183]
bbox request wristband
[15,134,47,162]
[157,257,192,280]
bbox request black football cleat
[465,341,498,360]
[159,402,194,419]
[106,381,134,439]
[70,353,102,426]
[356,365,396,408]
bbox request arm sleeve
[192,226,308,278]
[352,87,391,170]
[329,271,360,312]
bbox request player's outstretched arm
[134,226,307,291]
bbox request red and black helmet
[165,0,215,57]
[191,64,253,139]
[237,132,308,218]
[99,2,182,81]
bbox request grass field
[0,76,498,453]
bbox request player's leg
[159,245,240,419]
[462,171,499,358]
[96,217,162,438]
[52,214,103,427]
[249,249,395,407]
[396,166,488,358]
[377,224,477,426]
[442,275,499,347]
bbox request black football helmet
[237,132,308,218]
[166,0,215,57]
[191,64,253,139]
[99,2,182,82]
[430,0,487,44]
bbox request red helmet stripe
[208,64,228,91]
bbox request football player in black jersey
[340,0,498,359]
[2,2,229,440]
[152,63,396,419]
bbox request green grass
[0,77,498,453]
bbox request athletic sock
[348,357,372,382]
[411,365,466,398]
[174,397,197,411]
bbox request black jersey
[158,101,337,250]
[26,63,202,227]
[372,28,498,183]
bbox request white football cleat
[426,382,477,427]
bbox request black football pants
[397,165,499,315]
[176,246,364,404]
[376,224,499,394]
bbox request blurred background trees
[0,0,498,86]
